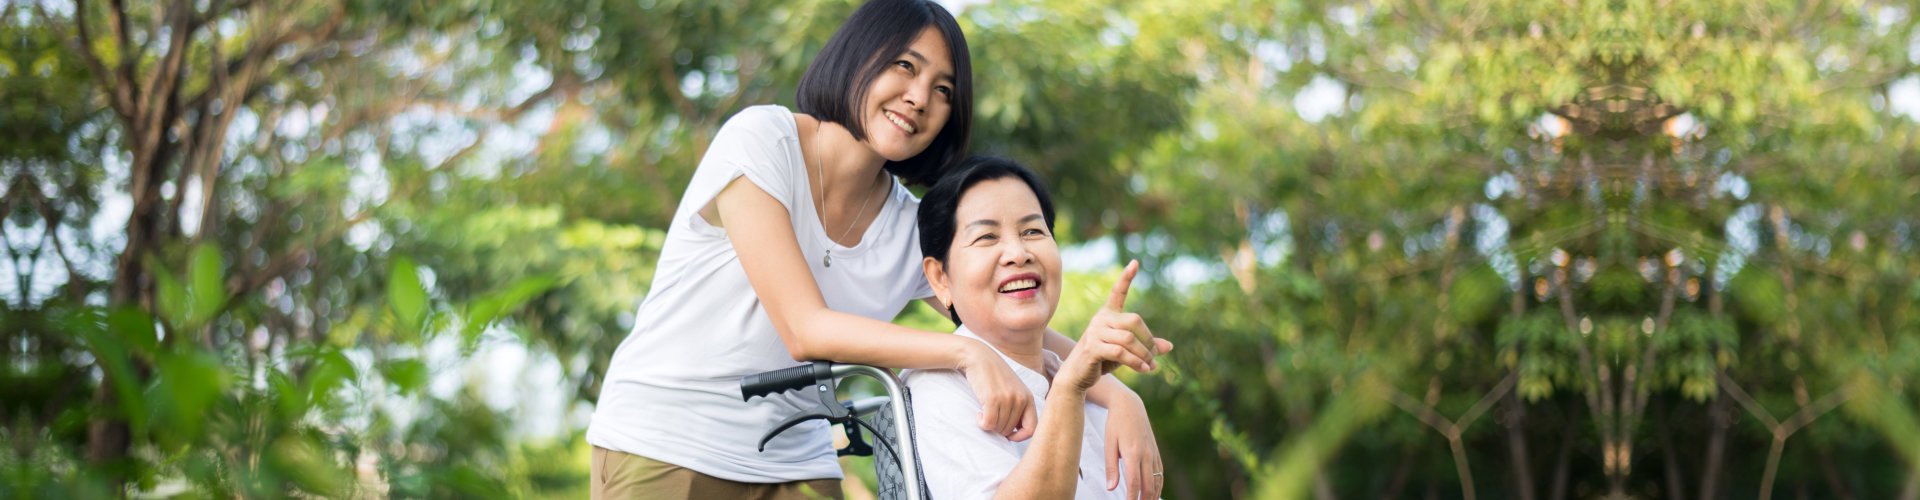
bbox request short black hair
[795,0,972,187]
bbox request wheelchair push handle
[740,361,834,401]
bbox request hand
[1105,394,1164,500]
[1079,260,1173,378]
[959,340,1039,441]
[1061,261,1175,394]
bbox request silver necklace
[813,121,882,268]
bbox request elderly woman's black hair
[795,0,973,187]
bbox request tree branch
[1715,370,1781,429]
[1458,372,1518,431]
[1777,384,1856,438]
[1383,383,1456,435]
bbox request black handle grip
[740,362,832,401]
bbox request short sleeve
[907,371,1024,500]
[900,195,937,300]
[678,105,802,228]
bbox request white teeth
[999,279,1037,292]
[887,112,916,134]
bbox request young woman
[586,1,1166,498]
[908,156,1173,500]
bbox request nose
[902,84,925,111]
[999,238,1034,267]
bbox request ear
[923,256,951,308]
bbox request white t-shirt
[586,105,935,483]
[904,326,1126,500]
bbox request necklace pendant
[823,254,832,268]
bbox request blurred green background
[6,0,1920,498]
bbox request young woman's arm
[714,176,1039,440]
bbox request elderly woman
[906,156,1174,499]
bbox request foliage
[6,0,1920,498]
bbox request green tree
[9,0,1920,498]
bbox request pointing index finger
[1105,260,1140,311]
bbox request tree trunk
[1506,393,1537,500]
[1507,267,1537,500]
[1378,449,1417,500]
[90,117,176,496]
[1812,446,1854,500]
[1315,469,1339,500]
[1699,388,1729,500]
[1549,417,1574,500]
[1758,436,1786,500]
[1656,397,1686,500]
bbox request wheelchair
[741,361,932,500]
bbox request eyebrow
[905,49,956,83]
[963,214,1045,231]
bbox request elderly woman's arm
[1042,262,1171,500]
[998,281,1172,499]
[990,371,1097,499]
[1053,332,1163,500]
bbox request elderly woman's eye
[1024,228,1049,238]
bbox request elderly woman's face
[931,177,1062,333]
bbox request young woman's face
[928,178,1062,334]
[861,26,955,161]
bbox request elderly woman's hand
[1061,261,1173,393]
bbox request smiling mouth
[998,278,1040,293]
[885,111,917,135]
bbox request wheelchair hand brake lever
[757,383,852,452]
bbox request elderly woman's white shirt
[903,326,1127,499]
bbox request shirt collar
[952,325,1062,397]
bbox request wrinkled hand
[1105,395,1164,500]
[960,340,1038,441]
[1071,261,1173,387]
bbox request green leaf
[379,358,430,396]
[304,347,358,409]
[186,244,227,326]
[1446,265,1504,325]
[67,308,148,433]
[267,434,348,496]
[1729,269,1786,325]
[389,256,429,338]
[151,349,228,444]
[461,275,560,351]
[326,310,370,348]
[153,260,191,329]
[107,307,159,355]
[268,368,306,420]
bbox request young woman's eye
[894,60,914,72]
[935,85,952,98]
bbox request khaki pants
[590,446,844,500]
